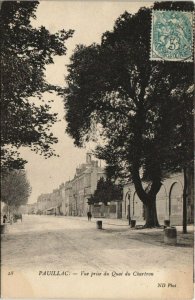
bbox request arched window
[169,182,183,216]
[156,184,168,222]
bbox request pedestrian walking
[87,211,92,221]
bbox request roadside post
[96,220,102,229]
[164,227,177,245]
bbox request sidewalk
[57,215,194,248]
[57,215,136,227]
[59,215,194,230]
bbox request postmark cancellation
[151,10,194,62]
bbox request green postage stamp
[151,10,194,61]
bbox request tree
[1,169,31,210]
[88,177,123,205]
[64,2,193,227]
[1,1,74,171]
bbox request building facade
[62,152,106,217]
[36,185,65,215]
[31,154,193,224]
[28,153,105,217]
[61,181,72,216]
[123,172,194,225]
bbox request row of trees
[1,1,73,209]
[1,170,31,213]
[64,2,194,228]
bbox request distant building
[62,152,106,217]
[37,187,64,215]
[18,205,29,214]
[123,172,194,225]
[61,181,72,216]
[36,194,50,212]
[33,152,106,217]
[26,202,38,214]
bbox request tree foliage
[64,2,194,227]
[88,177,123,205]
[1,170,31,208]
[1,1,74,171]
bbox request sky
[20,1,152,204]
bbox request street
[1,215,193,272]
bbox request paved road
[1,215,193,272]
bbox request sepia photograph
[1,1,194,299]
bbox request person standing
[3,214,7,223]
[87,211,92,221]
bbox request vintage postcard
[1,1,194,299]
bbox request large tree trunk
[131,164,162,228]
[144,198,160,228]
